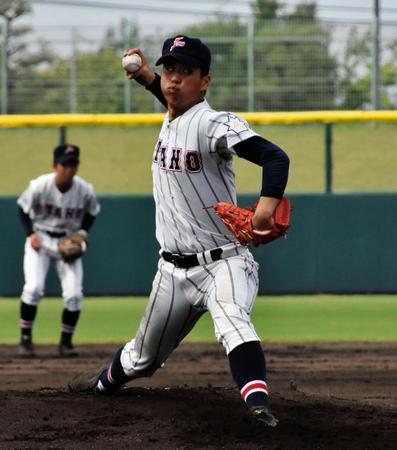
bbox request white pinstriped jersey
[152,99,257,254]
[17,173,100,234]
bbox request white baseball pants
[121,247,260,378]
[21,234,83,311]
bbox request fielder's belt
[36,228,67,238]
[161,243,242,269]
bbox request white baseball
[122,54,142,73]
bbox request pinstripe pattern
[216,162,235,203]
[185,271,208,304]
[184,175,225,247]
[121,250,260,375]
[190,109,221,203]
[175,305,206,344]
[175,304,194,343]
[132,262,164,370]
[213,316,230,353]
[164,173,183,252]
[153,186,167,250]
[203,265,245,343]
[224,260,237,305]
[151,265,176,366]
[182,108,227,245]
[152,100,256,254]
[172,175,206,252]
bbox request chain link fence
[1,16,397,113]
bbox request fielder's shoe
[250,405,279,427]
[59,343,79,358]
[68,367,107,394]
[18,338,36,358]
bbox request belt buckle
[170,253,181,268]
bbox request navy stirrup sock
[61,309,80,345]
[228,341,270,410]
[97,346,132,393]
[20,302,37,339]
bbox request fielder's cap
[156,35,211,72]
[53,144,80,165]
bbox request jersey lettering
[37,204,83,220]
[153,140,162,163]
[185,151,202,173]
[65,208,75,219]
[153,144,201,173]
[169,148,182,171]
[159,147,167,168]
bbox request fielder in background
[17,144,100,358]
[69,35,289,426]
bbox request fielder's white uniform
[120,100,261,377]
[17,173,100,311]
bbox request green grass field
[1,122,397,194]
[2,295,396,344]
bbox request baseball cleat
[59,343,79,358]
[250,406,279,427]
[18,339,36,358]
[68,367,107,394]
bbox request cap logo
[65,145,75,154]
[170,37,185,51]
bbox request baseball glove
[58,233,88,263]
[210,197,291,246]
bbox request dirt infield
[0,343,396,449]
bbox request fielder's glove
[58,233,88,263]
[210,197,291,246]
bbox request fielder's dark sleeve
[145,73,167,107]
[81,212,96,232]
[234,136,290,199]
[18,207,33,236]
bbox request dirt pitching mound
[0,343,396,449]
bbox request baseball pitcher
[69,36,290,427]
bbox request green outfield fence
[1,193,397,295]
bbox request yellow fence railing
[1,110,397,127]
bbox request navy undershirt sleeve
[234,136,290,199]
[145,73,167,107]
[18,207,33,236]
[81,213,96,232]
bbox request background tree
[252,0,337,111]
[25,20,161,114]
[339,27,397,109]
[253,0,279,20]
[0,0,53,113]
[178,0,337,111]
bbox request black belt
[45,230,67,238]
[162,248,223,269]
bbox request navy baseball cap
[156,35,211,72]
[53,144,80,165]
